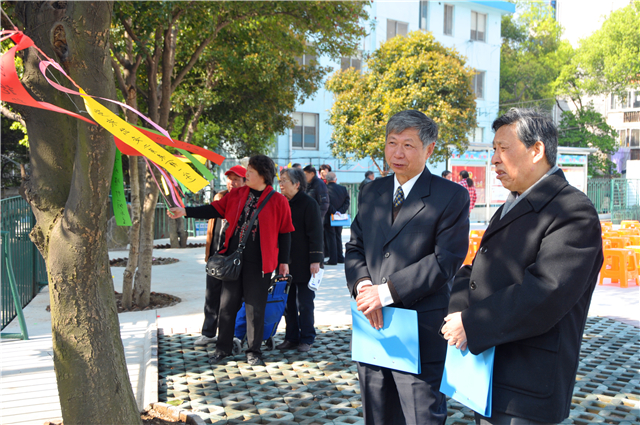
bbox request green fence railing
[587,178,640,223]
[0,196,47,330]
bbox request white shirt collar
[393,168,423,200]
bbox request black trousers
[201,274,222,338]
[358,360,447,425]
[475,412,553,425]
[334,226,344,262]
[215,261,271,356]
[324,223,345,264]
[283,280,316,345]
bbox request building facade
[272,0,515,188]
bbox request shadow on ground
[158,317,640,424]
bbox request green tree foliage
[112,1,370,153]
[327,31,477,173]
[569,1,640,95]
[557,105,618,176]
[499,1,572,112]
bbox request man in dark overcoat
[442,108,604,425]
[325,171,350,265]
[346,110,470,424]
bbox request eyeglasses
[280,178,291,184]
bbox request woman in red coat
[169,155,294,366]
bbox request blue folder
[440,344,495,417]
[350,301,420,374]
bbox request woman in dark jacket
[168,155,294,366]
[277,167,324,352]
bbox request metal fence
[587,178,640,223]
[1,197,47,330]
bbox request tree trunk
[16,2,141,424]
[133,166,160,308]
[121,156,142,310]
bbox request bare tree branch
[1,106,26,127]
[111,57,128,96]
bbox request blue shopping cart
[232,274,292,354]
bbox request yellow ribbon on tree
[79,89,208,192]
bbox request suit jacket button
[480,247,488,254]
[470,281,477,290]
[382,277,387,284]
[384,252,390,258]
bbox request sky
[556,0,633,47]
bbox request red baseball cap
[225,165,246,178]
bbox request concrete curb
[141,317,159,410]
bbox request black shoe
[337,259,345,264]
[276,340,298,350]
[208,352,229,365]
[326,261,337,266]
[297,343,312,352]
[247,353,265,366]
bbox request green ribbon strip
[111,149,132,226]
[176,147,215,181]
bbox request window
[619,129,628,146]
[387,19,408,40]
[295,53,317,67]
[419,1,429,30]
[444,4,454,36]
[340,52,362,72]
[470,11,487,42]
[632,129,640,148]
[471,127,484,143]
[473,71,485,99]
[292,112,318,150]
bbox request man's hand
[442,312,468,351]
[310,262,320,277]
[279,263,289,276]
[168,207,186,219]
[356,285,383,329]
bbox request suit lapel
[375,177,394,242]
[384,169,431,246]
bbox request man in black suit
[303,165,330,219]
[346,110,470,424]
[325,171,350,265]
[442,109,603,424]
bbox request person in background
[441,170,453,181]
[168,155,294,367]
[277,167,324,352]
[194,165,247,346]
[325,172,350,265]
[442,108,603,424]
[319,164,332,184]
[347,110,469,424]
[358,171,375,205]
[303,165,330,219]
[458,170,477,213]
[292,163,302,169]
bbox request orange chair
[626,245,640,267]
[620,220,640,229]
[618,228,640,236]
[627,235,640,245]
[607,236,631,249]
[603,231,621,238]
[599,248,640,288]
[603,239,612,249]
[463,236,482,265]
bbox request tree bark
[15,2,141,424]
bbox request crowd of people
[168,107,603,425]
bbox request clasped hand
[441,312,468,351]
[356,285,383,330]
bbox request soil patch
[154,243,205,249]
[44,408,187,425]
[110,257,179,267]
[115,291,181,313]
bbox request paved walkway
[1,232,638,424]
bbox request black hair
[303,165,317,175]
[248,155,276,186]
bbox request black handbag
[206,190,274,281]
